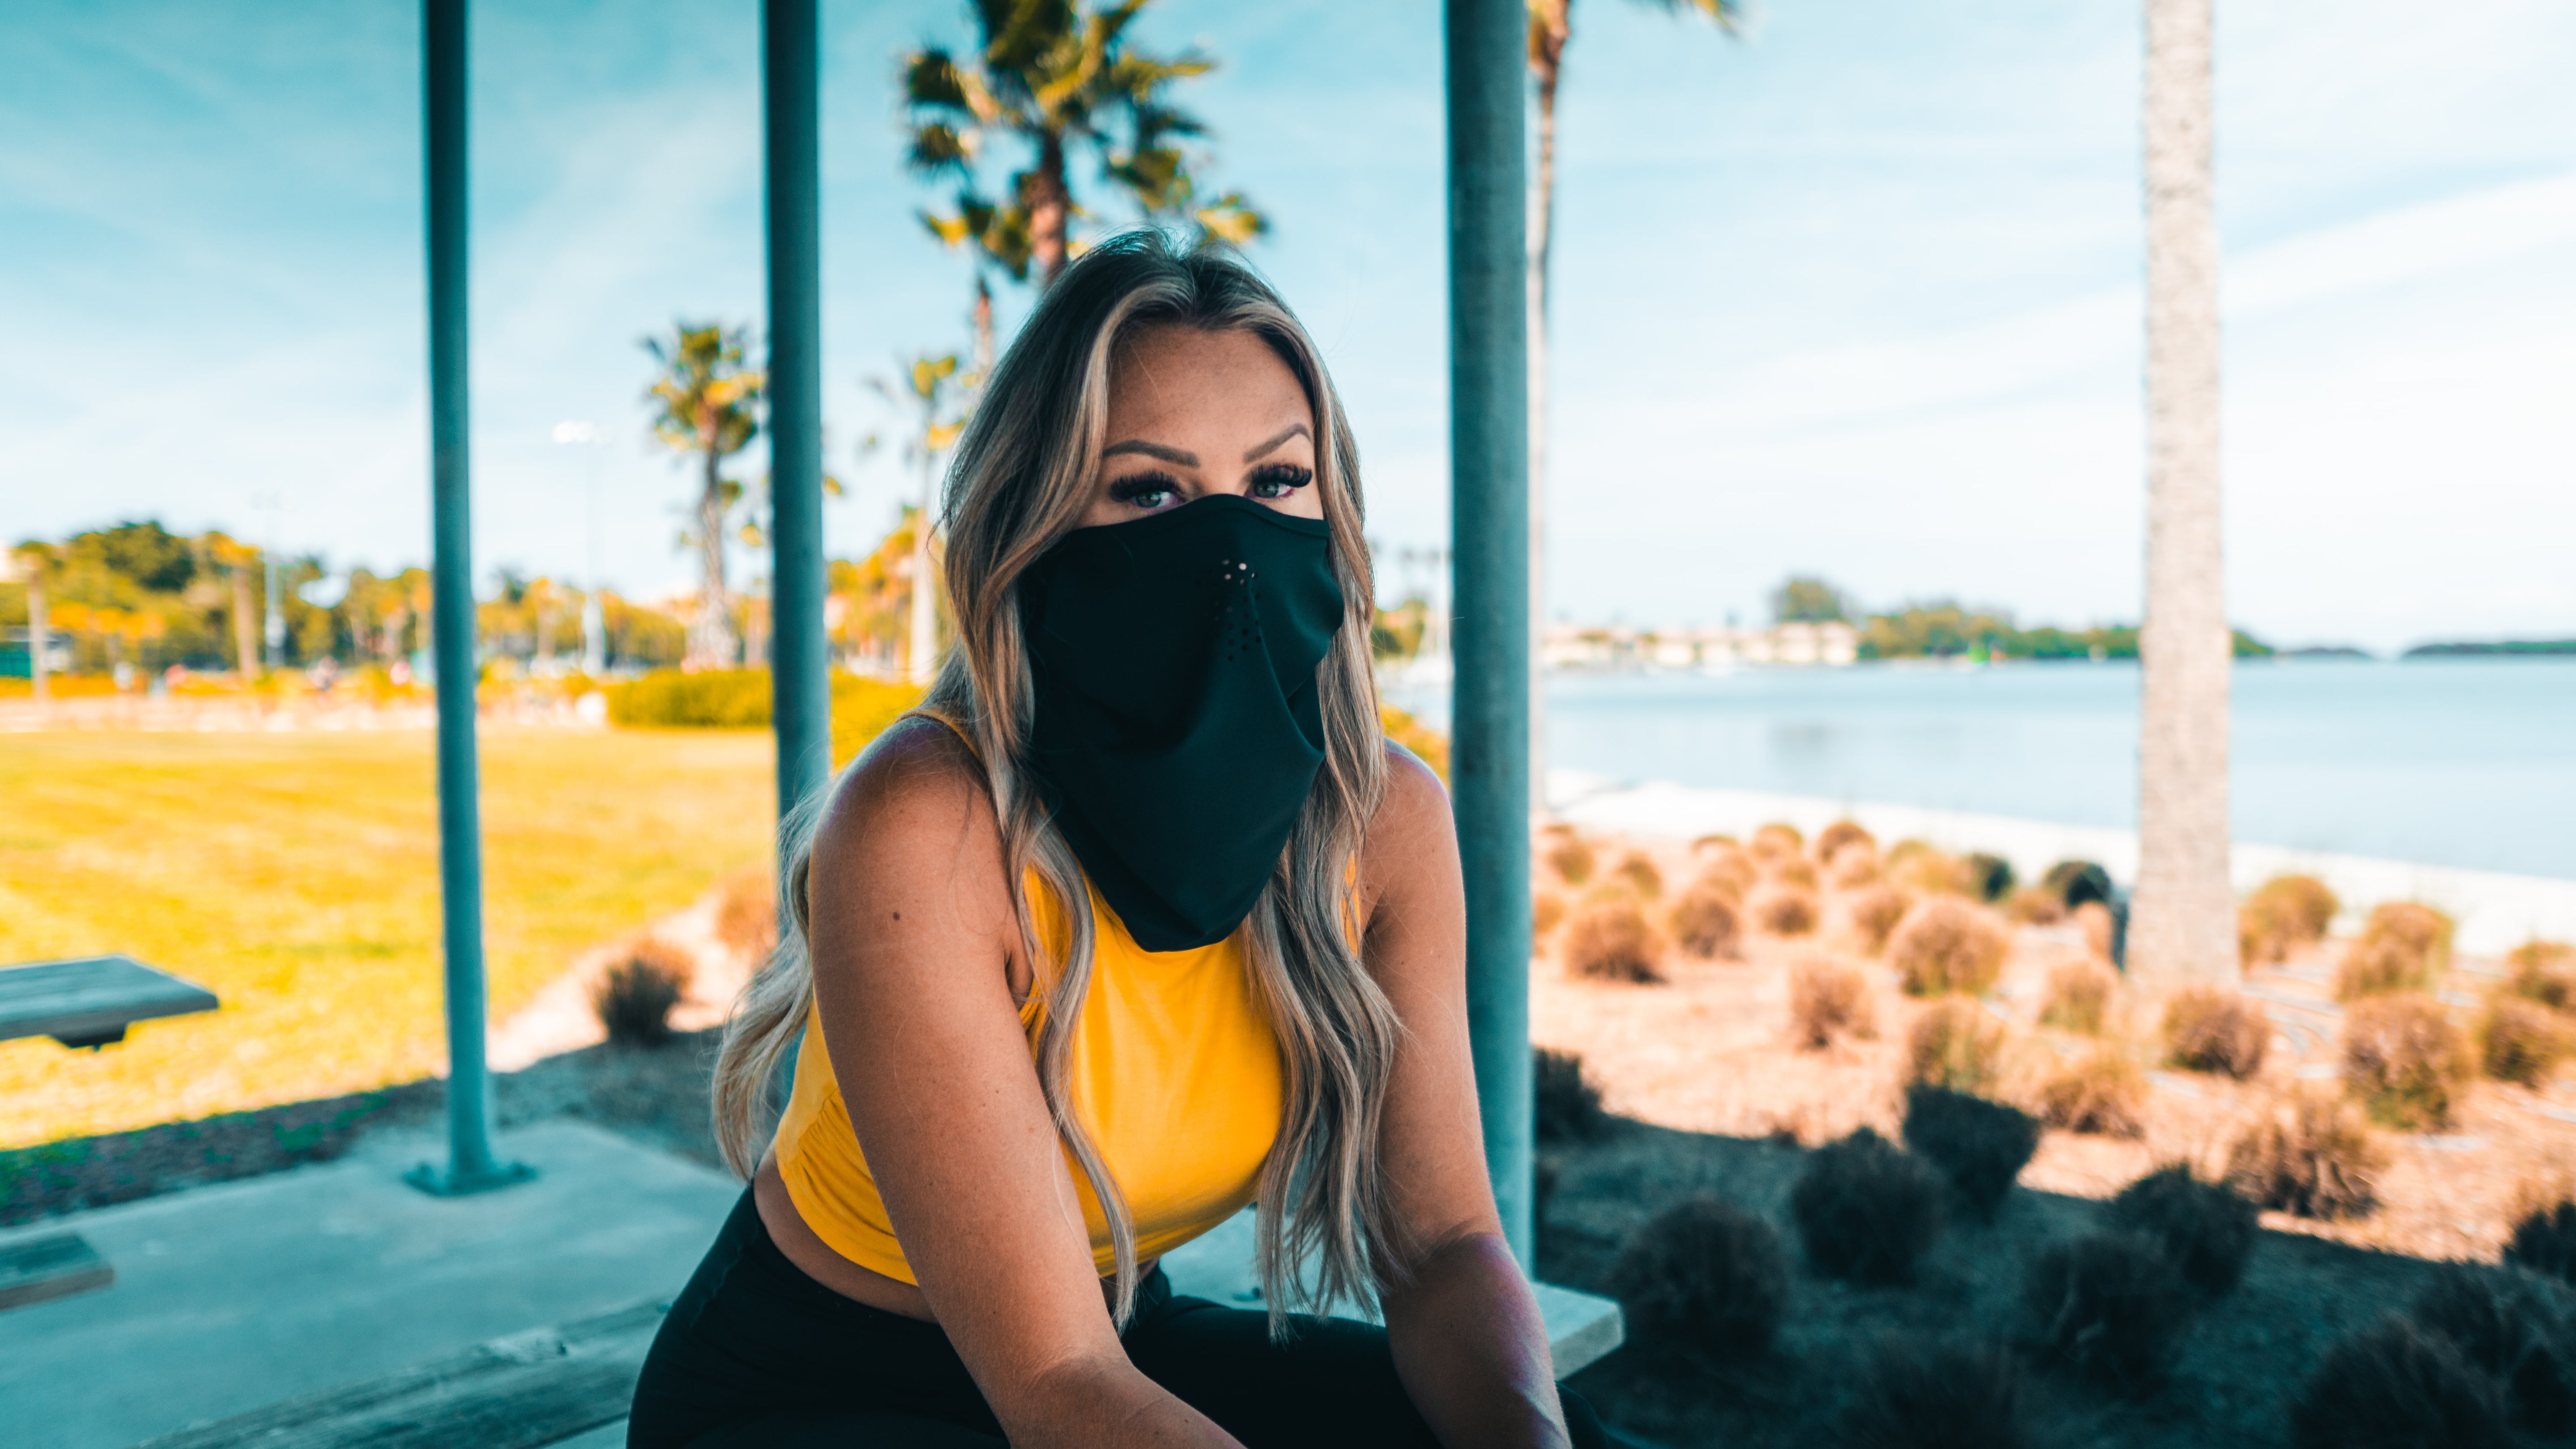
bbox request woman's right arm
[803,722,1238,1449]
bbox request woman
[629,232,1609,1449]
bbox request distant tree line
[1768,575,2273,662]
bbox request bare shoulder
[1359,737,1462,933]
[809,715,1008,925]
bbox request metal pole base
[403,1158,537,1198]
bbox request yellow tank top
[772,713,1286,1283]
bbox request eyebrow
[1101,439,1197,465]
[1242,423,1311,463]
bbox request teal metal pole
[1445,0,1533,1264]
[763,0,830,822]
[409,0,530,1197]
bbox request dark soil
[1,1029,727,1228]
[1543,1120,2448,1449]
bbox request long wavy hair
[712,232,1405,1330]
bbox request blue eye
[1110,473,1180,510]
[1250,464,1313,499]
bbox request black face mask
[1018,493,1345,952]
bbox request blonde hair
[713,232,1405,1330]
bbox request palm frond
[906,123,976,176]
[1627,0,1743,34]
[1192,191,1268,246]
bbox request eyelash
[1109,464,1314,508]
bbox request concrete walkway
[0,1119,739,1449]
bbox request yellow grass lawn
[0,726,776,1148]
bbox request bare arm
[804,721,1240,1449]
[1362,744,1572,1449]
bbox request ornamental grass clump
[2479,995,2566,1088]
[2039,959,2118,1035]
[1534,1047,1607,1144]
[1902,1083,2038,1218]
[1695,850,1758,901]
[1766,855,1821,892]
[1542,832,1597,888]
[1889,845,1974,898]
[1906,998,2006,1095]
[2505,1199,2576,1288]
[593,938,693,1048]
[1532,890,1565,941]
[1561,898,1666,984]
[1888,896,2010,997]
[1752,885,1821,938]
[2108,1165,2258,1295]
[1608,1197,1791,1362]
[1846,883,1911,956]
[1608,851,1664,899]
[1751,820,1805,862]
[1814,818,1876,862]
[2289,1316,2512,1449]
[1827,842,1883,891]
[2337,901,2458,1001]
[2240,873,2339,965]
[2021,1230,2193,1392]
[2226,1090,2386,1220]
[714,870,779,963]
[1667,886,1743,961]
[2034,1048,2148,1139]
[1789,1127,1946,1284]
[1790,956,1874,1049]
[2407,1262,2576,1437]
[2160,986,2271,1079]
[2008,886,2067,926]
[2505,939,2576,1011]
[1838,1336,2038,1449]
[2343,993,2473,1129]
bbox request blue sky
[3,0,2571,651]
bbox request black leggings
[628,1191,1610,1447]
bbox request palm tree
[1525,0,1739,799]
[643,323,765,671]
[205,532,263,680]
[902,0,1266,289]
[9,542,55,703]
[2134,0,2233,983]
[871,355,973,684]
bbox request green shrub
[2505,1200,2576,1288]
[2291,1317,2512,1449]
[1534,1047,1607,1144]
[1902,1084,2038,1218]
[1963,852,2015,904]
[2343,993,2473,1129]
[1906,998,2006,1094]
[2407,1263,2576,1437]
[2042,859,2114,911]
[2226,1091,2385,1220]
[603,667,923,769]
[2161,986,2271,1079]
[1839,1337,2037,1449]
[2022,1231,2192,1391]
[1888,896,2010,997]
[1609,1197,1790,1361]
[1788,1127,1945,1284]
[2108,1165,2258,1295]
[592,938,692,1048]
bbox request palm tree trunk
[2135,0,2234,984]
[25,572,47,704]
[231,565,261,680]
[689,442,738,671]
[972,275,996,382]
[1032,131,1072,284]
[1529,25,1564,819]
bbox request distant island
[2402,639,2576,659]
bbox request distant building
[1541,620,1859,671]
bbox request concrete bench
[0,954,218,1050]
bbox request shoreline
[1550,769,2576,955]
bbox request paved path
[0,1119,738,1449]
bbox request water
[1385,659,2576,880]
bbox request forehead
[1105,325,1309,427]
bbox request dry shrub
[2108,1165,2258,1295]
[1827,842,1883,891]
[2227,1090,2386,1220]
[2240,873,2339,965]
[2481,995,2566,1087]
[1690,831,1741,854]
[1561,898,1666,984]
[1889,845,1974,897]
[1767,855,1822,891]
[1752,885,1821,938]
[1839,1336,2037,1449]
[2074,900,2116,962]
[2408,1262,2576,1437]
[1788,1127,1946,1284]
[1668,887,1743,961]
[1790,956,1874,1049]
[1695,850,1758,900]
[2022,1231,2192,1391]
[1814,819,1877,863]
[2160,986,2271,1079]
[1963,852,2016,904]
[1535,1047,1607,1143]
[2008,886,2067,926]
[1907,998,2006,1095]
[1609,1198,1791,1361]
[1751,820,1805,862]
[1888,896,2010,997]
[2043,859,2115,911]
[2289,1317,2512,1449]
[713,870,780,963]
[1846,883,1911,956]
[2506,939,2576,1011]
[2039,959,2119,1035]
[1532,890,1566,940]
[2508,1200,2576,1288]
[2343,993,2473,1129]
[1608,851,1664,899]
[593,938,693,1048]
[2035,1048,2148,1138]
[2338,901,2457,1000]
[1542,832,1597,888]
[1902,1083,2038,1218]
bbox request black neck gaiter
[1017,494,1345,952]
